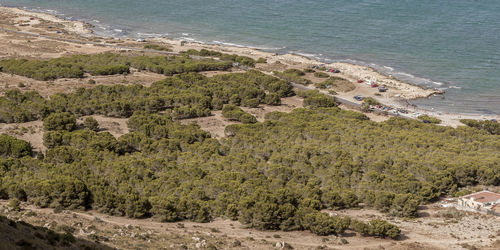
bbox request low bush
[460,119,500,135]
[256,58,267,64]
[83,117,99,132]
[0,134,32,158]
[0,70,292,123]
[182,49,257,67]
[313,72,329,78]
[274,69,312,85]
[351,219,400,239]
[222,105,257,124]
[315,76,351,90]
[43,112,76,131]
[298,90,337,108]
[0,52,233,80]
[143,44,172,51]
[418,115,441,124]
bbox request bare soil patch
[337,205,500,250]
[0,120,44,152]
[78,115,129,138]
[0,200,464,249]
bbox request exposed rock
[195,240,206,248]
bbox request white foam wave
[137,32,168,37]
[211,40,285,51]
[394,72,415,78]
[180,37,205,43]
[291,51,317,58]
[212,40,246,47]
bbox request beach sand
[0,6,498,127]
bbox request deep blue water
[1,0,499,115]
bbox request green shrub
[315,76,351,90]
[313,72,329,78]
[43,112,76,131]
[460,119,500,135]
[143,44,172,51]
[418,115,441,124]
[222,105,257,124]
[0,52,234,80]
[182,49,257,67]
[264,93,281,106]
[273,69,312,86]
[0,70,290,123]
[256,58,267,64]
[298,90,336,108]
[87,64,129,76]
[362,97,380,106]
[351,219,400,239]
[83,117,99,132]
[454,189,472,197]
[241,98,260,108]
[300,210,351,236]
[8,198,21,211]
[0,134,32,158]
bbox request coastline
[0,5,497,126]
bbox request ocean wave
[180,37,205,43]
[212,40,247,47]
[137,32,168,38]
[290,51,317,57]
[212,40,285,51]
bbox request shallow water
[1,0,499,115]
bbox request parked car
[354,95,364,101]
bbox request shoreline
[0,5,440,96]
[0,5,498,126]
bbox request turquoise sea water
[1,0,499,115]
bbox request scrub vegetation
[0,70,293,123]
[1,53,499,240]
[0,52,233,80]
[274,69,312,85]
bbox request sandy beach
[0,6,498,127]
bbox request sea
[1,0,499,115]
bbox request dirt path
[5,200,497,250]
